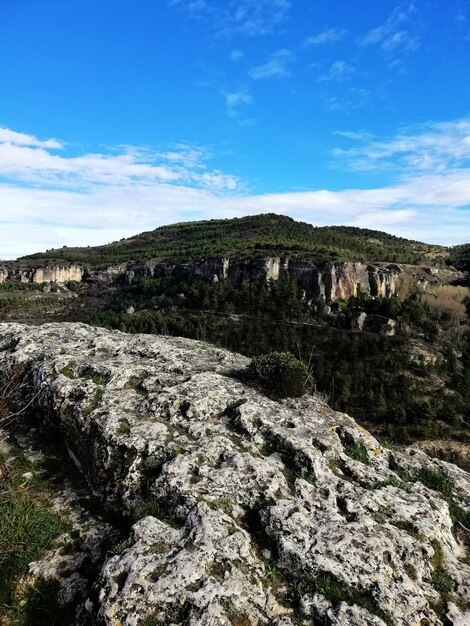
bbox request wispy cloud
[304,28,348,46]
[0,127,240,191]
[318,60,355,82]
[222,89,253,119]
[0,124,469,259]
[169,0,291,37]
[359,2,420,60]
[229,48,243,61]
[324,87,370,112]
[332,118,470,172]
[250,49,294,80]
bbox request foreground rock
[1,322,470,626]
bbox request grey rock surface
[1,322,470,626]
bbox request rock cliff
[0,256,401,301]
[1,323,469,625]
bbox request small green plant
[265,562,280,583]
[416,467,453,498]
[247,351,314,398]
[139,612,160,626]
[60,364,75,379]
[390,519,421,539]
[449,503,470,530]
[109,536,133,556]
[82,386,104,416]
[214,496,233,514]
[432,568,453,594]
[431,540,454,594]
[343,442,370,464]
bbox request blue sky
[0,0,469,258]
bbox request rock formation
[1,322,469,625]
[0,257,402,302]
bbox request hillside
[21,213,443,265]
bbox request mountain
[21,213,443,265]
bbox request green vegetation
[343,441,370,464]
[90,271,470,444]
[286,572,393,626]
[23,213,441,265]
[447,243,470,272]
[18,577,75,626]
[0,448,70,624]
[248,351,312,398]
[416,467,454,498]
[430,540,454,594]
[223,598,250,626]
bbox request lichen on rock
[1,322,470,625]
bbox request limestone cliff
[1,323,469,626]
[0,256,402,301]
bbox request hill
[22,213,443,265]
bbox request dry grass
[422,285,469,321]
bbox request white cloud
[250,49,294,80]
[0,130,240,191]
[229,48,243,61]
[318,60,355,82]
[304,28,348,46]
[0,124,469,259]
[359,3,420,58]
[0,127,63,150]
[222,89,253,119]
[169,0,291,37]
[332,118,470,172]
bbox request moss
[60,364,75,379]
[116,418,131,436]
[150,563,168,581]
[207,561,230,580]
[151,540,171,554]
[390,519,422,539]
[430,540,454,595]
[223,598,251,626]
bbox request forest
[91,273,470,445]
[22,213,442,265]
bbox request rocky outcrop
[0,257,402,302]
[0,263,84,284]
[1,322,470,625]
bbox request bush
[248,351,313,398]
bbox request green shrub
[248,352,313,398]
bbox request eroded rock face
[0,257,402,302]
[1,322,470,626]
